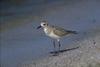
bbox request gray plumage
[51,25,77,37]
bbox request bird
[37,20,77,53]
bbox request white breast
[44,28,60,39]
[44,28,49,34]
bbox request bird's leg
[57,39,61,52]
[53,40,56,49]
[53,40,56,52]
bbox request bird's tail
[72,31,78,34]
[67,30,78,34]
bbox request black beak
[37,26,41,29]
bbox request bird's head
[37,20,48,29]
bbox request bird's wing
[52,26,77,37]
[52,26,69,36]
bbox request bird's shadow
[49,46,80,56]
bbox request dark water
[0,0,100,67]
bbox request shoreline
[19,29,100,67]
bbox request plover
[37,20,77,52]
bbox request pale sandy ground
[19,27,100,67]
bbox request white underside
[44,28,60,39]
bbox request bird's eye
[43,24,46,25]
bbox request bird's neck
[43,27,51,35]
